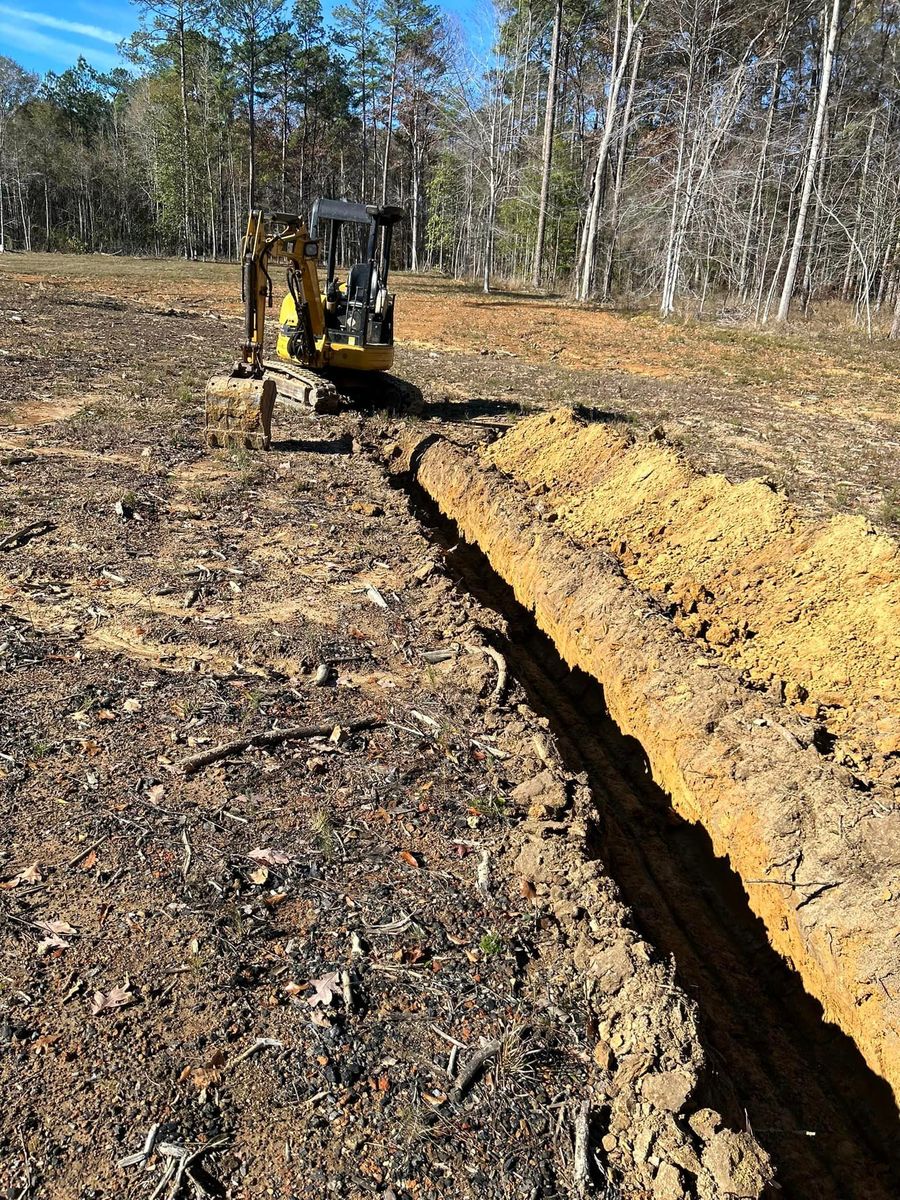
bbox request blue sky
[1,0,135,74]
[4,0,485,78]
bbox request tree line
[0,0,898,330]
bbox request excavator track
[260,360,345,415]
[204,362,346,451]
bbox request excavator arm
[239,209,325,373]
[206,209,326,449]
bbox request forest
[0,0,898,326]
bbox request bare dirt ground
[0,253,898,1200]
[3,254,900,525]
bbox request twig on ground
[431,1024,469,1051]
[0,520,55,552]
[229,1037,283,1069]
[451,1037,502,1103]
[65,834,109,870]
[572,1098,592,1195]
[177,717,385,774]
[467,643,509,701]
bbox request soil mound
[487,408,900,796]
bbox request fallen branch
[451,1037,501,1103]
[572,1098,592,1194]
[0,520,55,552]
[178,717,385,775]
[467,643,509,701]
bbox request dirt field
[2,253,899,524]
[0,253,899,1200]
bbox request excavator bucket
[204,372,276,450]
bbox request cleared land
[0,254,898,1200]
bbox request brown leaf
[184,1047,226,1090]
[398,850,420,869]
[248,847,291,867]
[91,980,133,1015]
[79,850,97,871]
[37,934,70,955]
[32,1032,62,1052]
[0,863,42,889]
[307,971,340,1008]
[37,919,77,936]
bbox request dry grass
[2,253,897,417]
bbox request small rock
[702,1129,774,1198]
[652,1162,684,1200]
[641,1069,694,1113]
[593,1040,616,1072]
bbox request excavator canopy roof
[310,199,405,236]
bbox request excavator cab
[312,200,405,353]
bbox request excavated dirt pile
[388,410,900,1109]
[487,410,900,798]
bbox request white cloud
[0,19,121,69]
[0,4,123,44]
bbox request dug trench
[377,427,900,1200]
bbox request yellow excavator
[205,200,405,449]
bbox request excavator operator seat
[348,261,377,304]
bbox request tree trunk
[248,45,258,208]
[532,0,563,288]
[738,52,782,301]
[178,8,193,258]
[576,0,646,302]
[381,35,398,204]
[841,109,876,300]
[775,0,840,323]
[602,32,642,300]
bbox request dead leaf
[36,919,77,936]
[0,863,42,889]
[248,866,269,885]
[181,1048,226,1089]
[37,934,71,955]
[123,698,142,713]
[91,980,134,1015]
[32,1032,62,1052]
[147,784,166,803]
[307,971,340,1008]
[398,850,421,869]
[248,847,290,867]
[79,850,97,871]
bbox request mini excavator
[205,200,405,449]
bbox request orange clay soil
[392,422,900,1106]
[485,408,900,797]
